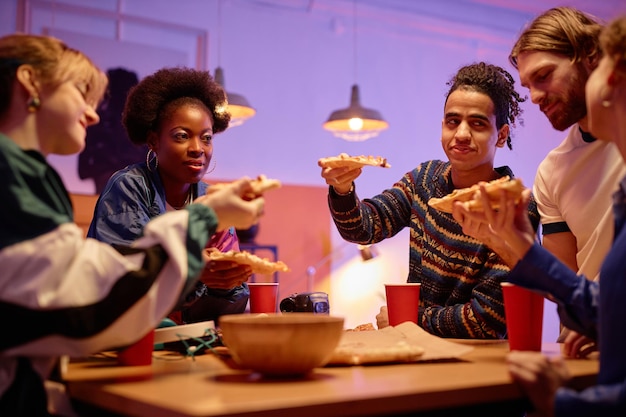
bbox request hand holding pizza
[452,184,535,265]
[320,164,362,194]
[200,248,253,289]
[318,153,390,194]
[207,250,290,274]
[195,177,265,232]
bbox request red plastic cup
[501,282,544,351]
[117,329,155,366]
[385,283,421,327]
[248,282,279,314]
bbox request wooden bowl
[219,313,345,376]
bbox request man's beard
[546,67,588,132]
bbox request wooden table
[63,343,598,417]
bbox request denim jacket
[87,163,249,324]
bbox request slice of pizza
[329,339,425,365]
[427,176,524,214]
[211,175,281,200]
[318,153,391,169]
[249,174,281,196]
[346,323,377,332]
[207,250,290,274]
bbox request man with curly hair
[509,7,626,355]
[88,67,252,325]
[320,62,539,339]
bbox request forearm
[508,244,598,338]
[328,187,373,244]
[419,296,506,339]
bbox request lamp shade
[323,84,388,141]
[214,67,256,127]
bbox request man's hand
[376,306,390,329]
[320,166,362,195]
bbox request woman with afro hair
[88,67,252,325]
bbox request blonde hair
[600,16,626,74]
[509,7,603,69]
[0,33,107,115]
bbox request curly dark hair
[445,62,526,150]
[122,67,230,145]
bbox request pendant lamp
[323,84,388,141]
[214,67,256,127]
[213,0,255,128]
[323,1,388,141]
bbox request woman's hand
[506,351,571,417]
[200,249,252,289]
[320,166,362,194]
[562,329,598,359]
[195,177,265,232]
[452,186,535,265]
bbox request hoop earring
[600,86,612,108]
[206,159,217,174]
[27,96,40,113]
[146,149,158,172]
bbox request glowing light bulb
[348,117,364,131]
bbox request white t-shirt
[533,125,626,281]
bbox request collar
[578,126,598,143]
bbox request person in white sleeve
[0,33,264,416]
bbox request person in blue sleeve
[453,15,626,417]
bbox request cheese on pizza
[211,175,281,200]
[207,250,290,274]
[249,174,281,196]
[318,153,391,169]
[427,176,524,213]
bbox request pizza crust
[427,176,524,213]
[318,153,391,169]
[330,339,425,365]
[211,175,281,200]
[207,250,290,274]
[249,174,281,196]
[346,323,376,332]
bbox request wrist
[333,183,354,196]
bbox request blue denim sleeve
[507,243,599,339]
[555,383,626,416]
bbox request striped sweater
[329,160,540,339]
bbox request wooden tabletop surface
[63,342,599,417]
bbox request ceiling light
[323,84,389,141]
[214,67,256,127]
[213,0,255,128]
[322,0,388,141]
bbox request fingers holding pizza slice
[428,176,525,214]
[211,175,282,200]
[318,153,391,169]
[207,250,290,275]
[249,174,281,196]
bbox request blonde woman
[0,34,263,416]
